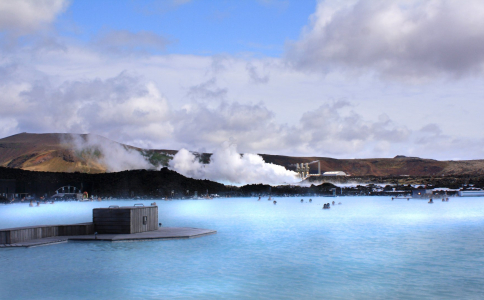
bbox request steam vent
[1,204,216,247]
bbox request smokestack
[318,161,321,175]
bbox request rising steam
[169,143,299,185]
[65,134,299,184]
[68,134,155,172]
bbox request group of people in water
[428,198,450,203]
[392,197,450,203]
[322,201,341,209]
[258,196,342,207]
[29,199,54,207]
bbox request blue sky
[58,0,315,56]
[2,0,484,161]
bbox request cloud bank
[1,0,484,162]
[0,0,68,34]
[287,0,484,79]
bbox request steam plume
[169,143,299,185]
[68,134,155,172]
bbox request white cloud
[171,101,285,153]
[2,71,173,147]
[246,63,269,84]
[187,77,227,100]
[1,7,484,162]
[92,30,171,55]
[0,0,68,34]
[287,0,484,79]
[1,51,484,161]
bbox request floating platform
[1,204,216,248]
[0,227,216,248]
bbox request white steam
[69,134,155,172]
[65,134,299,184]
[169,144,299,185]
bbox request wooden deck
[0,227,216,248]
[0,223,94,244]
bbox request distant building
[0,179,15,199]
[458,190,484,197]
[322,171,347,176]
[412,189,432,198]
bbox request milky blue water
[1,197,484,300]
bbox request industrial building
[322,171,347,176]
[296,163,310,179]
[412,189,433,198]
[458,190,484,197]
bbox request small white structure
[458,190,484,197]
[322,171,347,176]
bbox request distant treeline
[1,167,483,199]
[0,167,339,198]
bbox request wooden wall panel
[0,223,94,244]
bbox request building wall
[0,179,15,199]
[412,189,432,198]
[93,206,158,234]
[322,171,346,176]
[0,223,94,244]
[458,190,484,197]
[130,206,158,233]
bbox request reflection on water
[2,197,484,299]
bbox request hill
[259,154,484,176]
[0,133,174,173]
[1,132,484,176]
[0,166,228,199]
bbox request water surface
[1,197,484,299]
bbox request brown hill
[258,154,484,176]
[0,133,173,173]
[1,132,484,176]
[0,133,107,173]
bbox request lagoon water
[2,196,484,299]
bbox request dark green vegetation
[0,167,338,199]
[142,151,172,167]
[3,166,483,201]
[0,167,226,198]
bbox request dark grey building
[0,179,15,200]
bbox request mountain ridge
[1,132,484,176]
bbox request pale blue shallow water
[1,196,484,300]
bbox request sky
[1,0,484,160]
